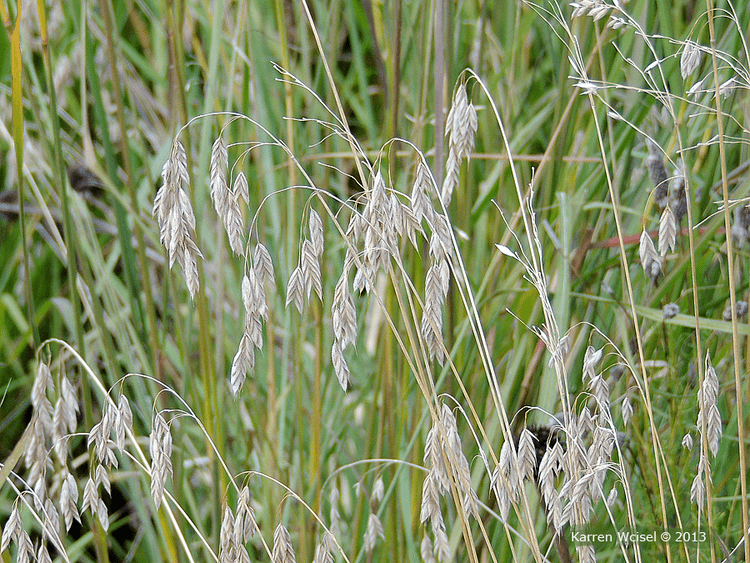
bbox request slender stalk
[6,3,40,351]
[706,3,749,563]
[98,0,160,378]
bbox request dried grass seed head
[411,161,433,225]
[662,303,680,319]
[681,40,702,80]
[153,140,202,298]
[658,206,676,256]
[571,0,612,21]
[363,512,385,553]
[272,523,296,563]
[234,171,249,204]
[309,209,324,257]
[210,136,231,220]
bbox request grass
[0,0,749,562]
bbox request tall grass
[1,0,748,562]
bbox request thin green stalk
[706,3,749,563]
[433,0,445,189]
[4,3,39,351]
[98,0,160,378]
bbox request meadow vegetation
[0,0,749,562]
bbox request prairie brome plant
[3,1,750,562]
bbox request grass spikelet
[658,206,676,255]
[37,544,52,563]
[332,272,357,349]
[253,242,276,288]
[149,412,172,509]
[286,267,305,313]
[16,530,33,563]
[442,82,478,205]
[363,512,385,553]
[230,333,255,395]
[236,486,257,543]
[432,519,450,562]
[570,0,611,21]
[301,239,323,301]
[517,428,538,483]
[681,40,702,79]
[1,505,21,552]
[638,229,662,280]
[220,506,236,563]
[698,355,722,456]
[210,137,230,219]
[420,535,435,563]
[309,209,324,257]
[234,171,249,204]
[152,140,202,298]
[313,535,334,563]
[420,472,441,524]
[682,433,693,450]
[691,458,707,510]
[272,523,296,563]
[115,394,132,452]
[59,469,80,530]
[411,161,434,225]
[331,340,351,391]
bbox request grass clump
[1,0,749,562]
